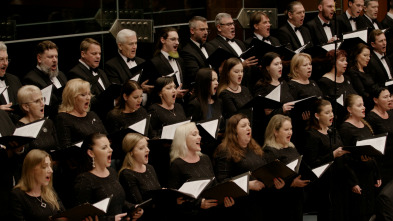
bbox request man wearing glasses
[0,41,22,112]
[180,16,215,83]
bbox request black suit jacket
[276,22,313,50]
[0,73,22,105]
[336,13,359,36]
[357,15,382,30]
[180,39,215,84]
[368,52,393,86]
[244,34,281,48]
[104,54,145,85]
[305,16,338,46]
[382,15,393,29]
[68,62,111,96]
[141,52,187,87]
[23,67,67,106]
[206,35,247,57]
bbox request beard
[39,63,59,78]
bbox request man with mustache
[23,40,67,109]
[0,42,22,112]
[336,0,365,34]
[305,0,339,46]
[358,0,382,30]
[180,16,215,85]
[368,29,393,87]
[277,1,313,51]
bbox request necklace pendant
[41,202,47,208]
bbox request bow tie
[90,67,99,73]
[226,38,235,42]
[168,56,176,61]
[372,19,378,24]
[199,43,206,49]
[294,27,301,32]
[127,57,136,62]
[0,76,5,81]
[381,55,386,60]
[322,23,331,27]
[262,36,270,42]
[349,17,357,21]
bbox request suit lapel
[216,37,240,56]
[315,18,328,43]
[286,23,301,49]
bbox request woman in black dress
[74,133,143,221]
[217,58,252,119]
[303,99,349,221]
[346,43,378,110]
[10,149,65,221]
[253,52,294,144]
[16,85,58,153]
[169,122,234,221]
[263,114,310,221]
[119,133,161,221]
[287,53,323,148]
[148,77,187,139]
[366,87,393,185]
[186,68,221,122]
[106,80,149,169]
[338,94,382,221]
[214,114,285,221]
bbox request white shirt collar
[118,51,133,63]
[318,14,330,25]
[79,59,91,70]
[287,20,297,31]
[254,33,263,40]
[161,50,170,60]
[374,50,384,59]
[190,38,202,48]
[388,12,393,20]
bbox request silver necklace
[36,196,47,208]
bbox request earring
[92,157,96,168]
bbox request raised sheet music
[161,120,191,140]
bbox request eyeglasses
[0,58,10,64]
[25,97,46,105]
[220,22,235,27]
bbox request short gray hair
[116,29,137,44]
[189,16,207,29]
[0,42,7,52]
[215,13,232,26]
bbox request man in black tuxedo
[0,42,22,112]
[305,0,338,46]
[358,0,382,30]
[105,29,146,85]
[206,13,257,68]
[368,29,393,87]
[245,11,281,47]
[277,1,313,50]
[336,0,364,35]
[68,38,112,118]
[382,0,393,28]
[23,40,67,109]
[68,38,111,97]
[180,16,215,84]
[141,27,188,99]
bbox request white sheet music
[322,42,342,52]
[74,141,83,148]
[232,173,249,192]
[129,118,147,135]
[199,119,219,138]
[161,120,191,139]
[178,179,212,199]
[292,96,315,104]
[130,74,140,82]
[343,29,368,43]
[265,84,281,102]
[286,159,299,171]
[295,43,309,53]
[13,119,45,138]
[336,94,344,106]
[385,80,393,86]
[41,85,53,105]
[93,197,111,213]
[312,163,330,178]
[356,135,387,154]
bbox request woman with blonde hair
[16,85,58,152]
[56,78,106,148]
[263,114,309,221]
[118,133,161,221]
[10,149,64,220]
[169,122,234,221]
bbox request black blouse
[346,69,378,100]
[10,188,64,221]
[105,107,149,134]
[119,164,161,204]
[318,75,358,99]
[74,167,132,221]
[287,80,323,100]
[254,81,294,116]
[56,111,107,148]
[147,103,187,138]
[218,86,253,119]
[186,98,222,122]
